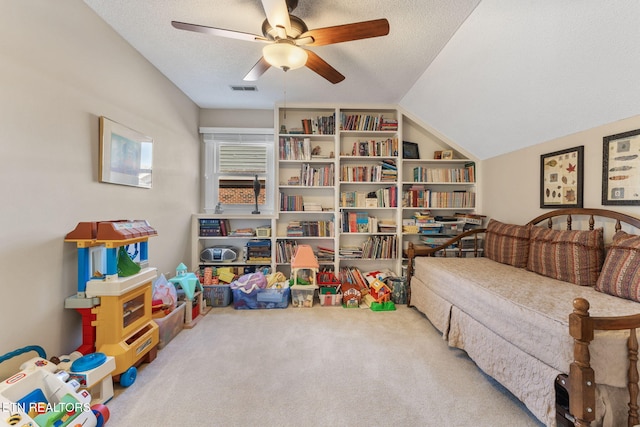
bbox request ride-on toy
[0,346,110,427]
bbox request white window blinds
[200,128,275,214]
[218,144,267,173]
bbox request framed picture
[402,141,420,159]
[99,116,153,189]
[602,128,640,205]
[540,146,584,208]
[433,150,442,159]
[441,150,453,160]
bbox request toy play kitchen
[64,220,159,387]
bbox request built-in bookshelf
[189,104,483,278]
[190,214,276,273]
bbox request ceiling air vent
[230,85,258,92]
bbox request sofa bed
[406,208,640,427]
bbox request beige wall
[482,115,640,224]
[0,0,200,370]
[199,109,274,129]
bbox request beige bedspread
[411,257,640,426]
[413,257,640,387]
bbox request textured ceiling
[82,1,640,160]
[82,0,480,109]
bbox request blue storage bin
[232,287,290,309]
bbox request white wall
[0,0,200,370]
[482,115,640,224]
[400,0,640,160]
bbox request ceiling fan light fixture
[262,42,308,71]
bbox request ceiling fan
[171,0,390,84]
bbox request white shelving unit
[189,104,485,278]
[190,214,277,273]
[276,107,339,278]
[400,158,478,257]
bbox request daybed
[406,208,640,427]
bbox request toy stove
[64,220,160,387]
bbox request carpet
[105,305,544,426]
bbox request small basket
[255,227,271,237]
[317,272,341,286]
[403,225,419,234]
[203,285,232,307]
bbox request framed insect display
[602,128,640,205]
[540,146,584,208]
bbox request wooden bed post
[628,329,639,426]
[569,298,596,427]
[406,242,414,307]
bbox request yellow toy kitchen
[63,220,159,388]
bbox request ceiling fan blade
[243,57,271,81]
[301,18,390,46]
[304,50,345,84]
[261,0,291,34]
[171,21,268,43]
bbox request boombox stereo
[200,246,238,262]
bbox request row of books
[341,211,375,233]
[285,220,334,237]
[199,219,259,237]
[340,113,398,131]
[339,212,396,234]
[339,186,398,208]
[338,266,369,291]
[402,186,476,208]
[199,218,232,236]
[298,163,335,186]
[340,159,397,182]
[347,138,399,157]
[412,163,476,183]
[279,137,312,160]
[295,115,335,135]
[338,234,397,259]
[361,234,397,259]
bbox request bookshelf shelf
[274,104,480,277]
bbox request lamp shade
[291,244,319,269]
[263,43,308,71]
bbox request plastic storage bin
[154,302,185,349]
[318,287,343,306]
[232,287,290,309]
[203,285,232,307]
[291,285,317,307]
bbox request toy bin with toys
[203,285,232,307]
[153,301,185,349]
[318,286,342,306]
[231,271,290,309]
[290,284,317,308]
[0,346,111,427]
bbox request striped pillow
[485,219,531,268]
[526,226,604,286]
[596,231,640,301]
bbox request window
[200,128,275,215]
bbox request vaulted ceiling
[83,0,640,159]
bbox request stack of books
[303,202,322,211]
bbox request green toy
[370,301,396,311]
[117,246,141,277]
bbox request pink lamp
[290,245,319,285]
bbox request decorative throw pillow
[526,226,604,286]
[484,219,531,268]
[595,231,640,301]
